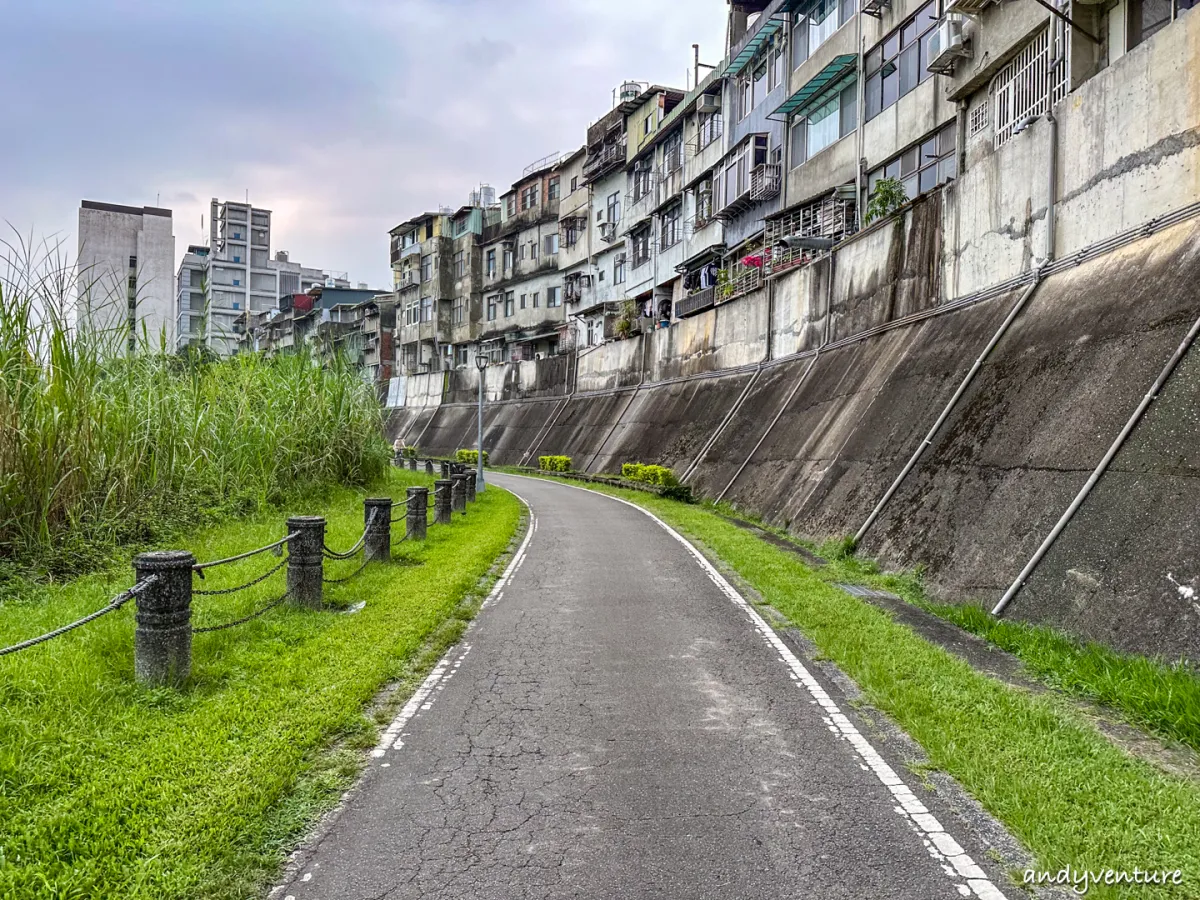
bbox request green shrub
[621,463,679,488]
[456,448,489,466]
[402,445,418,459]
[538,455,572,472]
[660,483,695,504]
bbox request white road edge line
[371,487,536,759]
[498,473,1009,900]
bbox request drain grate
[833,583,902,601]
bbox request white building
[77,201,176,351]
[177,199,349,356]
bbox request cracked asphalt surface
[277,474,1013,899]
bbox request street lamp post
[475,351,488,493]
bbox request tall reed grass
[0,233,389,583]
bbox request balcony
[582,140,627,181]
[675,286,716,319]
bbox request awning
[728,15,786,77]
[768,54,858,121]
[514,330,559,344]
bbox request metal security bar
[992,20,1069,149]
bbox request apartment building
[572,101,636,349]
[77,201,176,351]
[447,196,495,367]
[391,211,456,374]
[477,155,566,363]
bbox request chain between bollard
[192,589,293,633]
[0,576,159,657]
[193,556,287,596]
[323,557,371,584]
[323,508,377,560]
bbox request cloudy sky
[2,0,728,289]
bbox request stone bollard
[408,456,417,471]
[133,550,194,687]
[287,516,326,609]
[434,480,453,525]
[440,460,451,480]
[364,498,392,562]
[451,474,468,514]
[406,487,428,540]
[425,459,434,475]
[465,471,477,503]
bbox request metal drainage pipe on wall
[853,272,1045,546]
[992,307,1200,616]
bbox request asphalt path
[276,473,1013,900]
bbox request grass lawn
[0,468,522,899]
[505,470,1200,899]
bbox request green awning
[728,16,786,76]
[768,54,858,121]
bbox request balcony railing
[750,163,782,201]
[675,286,716,319]
[583,140,627,180]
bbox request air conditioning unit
[927,15,970,74]
[599,222,618,243]
[697,94,721,114]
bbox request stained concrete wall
[392,218,1200,661]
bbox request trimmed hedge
[539,455,572,472]
[621,463,679,487]
[456,448,489,466]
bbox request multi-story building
[477,155,567,362]
[447,196,495,367]
[391,211,455,374]
[77,200,176,351]
[361,295,397,385]
[571,99,637,348]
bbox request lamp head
[475,352,489,371]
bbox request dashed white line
[503,474,1010,900]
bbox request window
[452,298,466,325]
[233,278,240,287]
[790,117,808,169]
[598,269,605,281]
[128,255,137,269]
[632,227,651,267]
[990,24,1069,148]
[421,255,432,282]
[632,159,653,202]
[698,111,723,150]
[233,255,241,263]
[519,243,526,261]
[521,185,539,210]
[660,204,682,249]
[486,249,496,277]
[865,1,938,121]
[504,247,514,270]
[644,112,654,136]
[607,191,621,225]
[504,292,515,316]
[803,81,857,158]
[547,286,561,307]
[232,232,242,240]
[544,233,559,255]
[1129,0,1174,47]
[768,34,785,92]
[530,240,538,261]
[738,75,752,120]
[420,296,433,322]
[695,177,714,224]
[424,223,434,240]
[487,295,498,320]
[614,254,626,284]
[571,175,579,192]
[969,100,989,137]
[715,134,769,208]
[454,250,465,278]
[868,122,957,199]
[532,291,540,308]
[753,62,768,109]
[520,293,527,309]
[506,195,516,217]
[664,131,684,173]
[405,301,419,326]
[548,177,561,200]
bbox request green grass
[0,467,523,899]
[508,471,1200,899]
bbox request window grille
[969,100,989,137]
[991,22,1068,149]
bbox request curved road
[277,474,1012,900]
